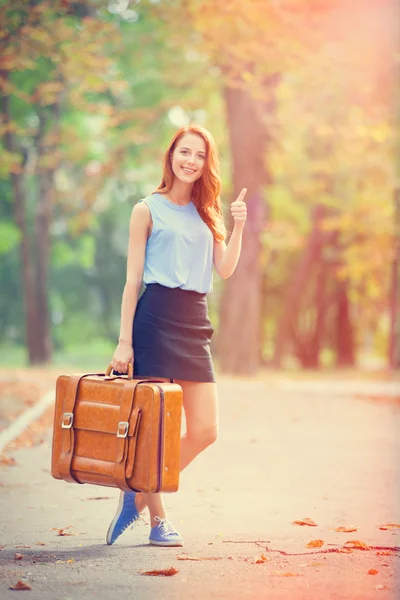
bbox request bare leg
[135,381,219,526]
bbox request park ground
[0,366,399,600]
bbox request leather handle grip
[105,362,133,379]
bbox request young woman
[107,124,247,547]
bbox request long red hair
[153,125,226,241]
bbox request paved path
[0,378,399,599]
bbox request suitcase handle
[105,362,174,384]
[105,362,133,379]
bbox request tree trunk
[272,204,328,367]
[334,279,355,367]
[33,106,61,363]
[2,71,58,364]
[216,82,270,375]
[34,167,53,362]
[1,71,43,364]
[289,253,328,369]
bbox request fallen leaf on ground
[375,584,389,590]
[335,526,358,533]
[0,454,17,466]
[338,547,353,553]
[306,539,324,548]
[376,551,394,556]
[52,526,75,536]
[176,554,221,561]
[141,567,178,577]
[379,523,400,530]
[271,571,302,577]
[255,554,269,564]
[55,559,74,564]
[343,540,370,550]
[309,562,324,566]
[9,580,31,590]
[36,542,45,546]
[368,569,378,575]
[244,555,270,564]
[14,553,23,560]
[292,518,318,527]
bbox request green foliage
[1,0,396,367]
[0,221,21,254]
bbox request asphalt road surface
[1,377,399,600]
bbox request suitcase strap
[113,381,141,491]
[59,374,86,484]
[58,375,143,489]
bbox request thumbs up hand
[231,188,247,229]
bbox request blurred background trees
[0,0,398,373]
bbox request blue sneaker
[106,491,140,545]
[149,516,184,547]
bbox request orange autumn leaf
[335,526,358,533]
[0,454,17,466]
[292,518,318,527]
[379,523,400,530]
[255,554,269,564]
[52,526,75,536]
[55,559,74,564]
[141,567,178,577]
[338,547,353,553]
[306,539,324,548]
[36,542,46,546]
[9,580,32,590]
[14,553,23,560]
[343,540,370,550]
[376,551,394,556]
[368,568,378,575]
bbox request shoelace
[154,516,175,535]
[130,513,146,530]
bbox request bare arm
[213,188,247,279]
[112,201,151,372]
[213,224,244,279]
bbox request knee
[189,427,218,450]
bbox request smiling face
[170,133,207,185]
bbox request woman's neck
[167,180,193,206]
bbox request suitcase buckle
[61,412,74,429]
[117,421,129,438]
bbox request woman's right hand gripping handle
[112,340,133,375]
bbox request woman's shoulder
[131,196,153,222]
[137,193,162,209]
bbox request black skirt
[132,283,216,383]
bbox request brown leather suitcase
[51,365,183,493]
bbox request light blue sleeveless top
[139,193,214,294]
